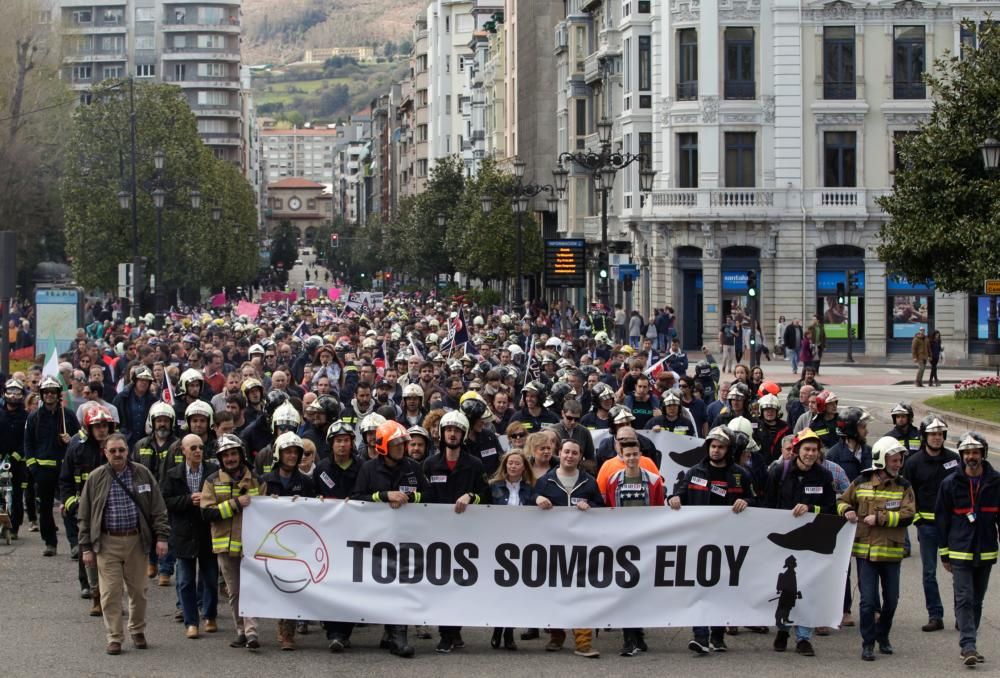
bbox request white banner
[241,499,854,628]
[345,291,384,313]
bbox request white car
[294,259,304,266]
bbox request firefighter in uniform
[351,420,429,658]
[886,403,921,456]
[0,379,30,538]
[901,414,959,632]
[24,376,81,556]
[201,433,263,650]
[935,432,998,666]
[838,436,916,661]
[60,406,114,615]
[423,410,488,654]
[261,432,317,651]
[253,402,301,476]
[132,401,178,480]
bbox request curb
[913,399,1000,437]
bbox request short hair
[105,432,128,450]
[562,399,583,416]
[214,410,234,426]
[354,380,372,392]
[781,434,795,448]
[87,381,104,397]
[226,393,247,410]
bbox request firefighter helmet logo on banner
[253,520,330,593]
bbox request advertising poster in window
[978,296,991,339]
[820,295,860,339]
[891,295,930,338]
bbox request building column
[701,223,721,349]
[651,222,672,312]
[864,256,887,358]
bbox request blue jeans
[787,347,799,372]
[857,558,901,646]
[658,333,669,352]
[778,623,813,642]
[953,563,992,652]
[151,544,176,575]
[176,553,219,627]
[917,524,945,620]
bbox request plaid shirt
[185,464,204,495]
[103,464,139,533]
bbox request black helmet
[265,390,290,422]
[544,381,573,409]
[304,336,323,352]
[313,395,342,422]
[889,402,914,423]
[695,360,713,379]
[459,396,488,425]
[836,407,869,440]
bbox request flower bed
[954,375,1000,400]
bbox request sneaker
[688,639,711,655]
[28,521,38,532]
[796,639,815,656]
[451,632,465,649]
[922,618,944,632]
[246,634,260,650]
[435,638,453,654]
[635,633,648,652]
[296,621,309,635]
[174,609,184,622]
[878,641,894,655]
[962,649,978,667]
[862,644,875,661]
[574,648,600,658]
[520,629,540,640]
[773,629,789,652]
[976,651,985,663]
[42,544,56,557]
[80,587,91,599]
[710,637,728,652]
[328,636,346,653]
[544,640,563,652]
[229,633,247,648]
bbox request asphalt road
[1,510,997,677]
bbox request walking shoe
[796,640,815,656]
[773,629,789,652]
[29,521,38,532]
[710,636,728,652]
[688,638,711,655]
[246,634,260,650]
[574,648,600,658]
[70,545,79,560]
[280,637,295,651]
[204,619,218,633]
[634,630,648,652]
[491,628,503,649]
[862,644,876,661]
[146,564,156,578]
[451,632,465,649]
[544,639,563,652]
[922,618,944,632]
[815,626,831,636]
[328,636,346,653]
[878,641,894,655]
[416,625,433,639]
[296,621,309,635]
[174,609,184,622]
[841,612,855,627]
[131,633,148,649]
[747,626,770,634]
[435,638,453,654]
[976,651,985,663]
[962,649,978,667]
[80,586,91,599]
[229,633,247,648]
[106,642,122,655]
[158,574,171,587]
[186,625,199,639]
[521,628,540,640]
[42,544,56,557]
[89,591,102,617]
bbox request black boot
[503,628,517,651]
[389,625,415,658]
[620,630,639,657]
[491,628,503,649]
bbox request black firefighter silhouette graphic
[766,514,848,624]
[773,556,802,625]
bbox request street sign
[544,239,586,288]
[618,263,639,281]
[986,279,1000,295]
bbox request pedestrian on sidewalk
[927,330,943,387]
[783,320,803,374]
[911,327,930,387]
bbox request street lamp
[481,156,560,311]
[437,212,446,228]
[556,137,656,310]
[979,137,1000,366]
[108,77,140,314]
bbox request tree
[445,157,543,282]
[401,156,464,280]
[877,20,1000,293]
[0,0,74,291]
[270,221,298,272]
[62,82,259,291]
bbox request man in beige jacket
[911,327,930,387]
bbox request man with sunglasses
[552,399,595,473]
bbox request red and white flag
[161,373,176,406]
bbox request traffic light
[848,270,861,294]
[599,268,608,279]
[622,274,633,292]
[384,271,392,281]
[330,233,339,248]
[746,270,757,298]
[836,282,846,305]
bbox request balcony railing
[676,81,698,101]
[814,188,863,208]
[711,189,772,207]
[724,79,755,100]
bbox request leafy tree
[62,81,258,291]
[877,20,1000,293]
[400,156,464,280]
[270,220,298,271]
[446,157,543,282]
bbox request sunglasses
[105,447,128,454]
[509,432,527,439]
[617,440,639,448]
[563,415,579,422]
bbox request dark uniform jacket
[422,451,489,505]
[162,461,219,559]
[902,446,961,525]
[351,455,429,503]
[935,461,1000,566]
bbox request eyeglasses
[509,432,526,439]
[188,445,204,450]
[563,415,579,422]
[105,447,128,454]
[616,440,639,448]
